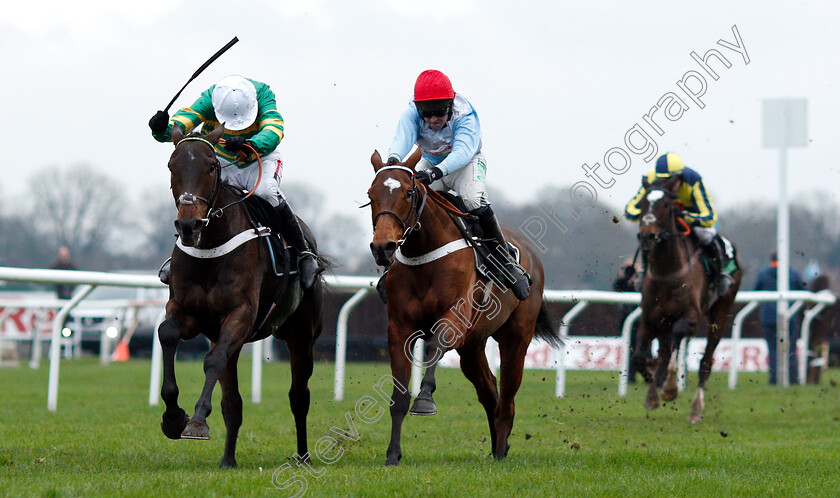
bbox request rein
[173,136,263,224]
[369,165,478,248]
[174,137,222,226]
[640,190,695,273]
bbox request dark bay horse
[632,175,741,423]
[367,151,559,465]
[158,126,323,467]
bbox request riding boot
[158,258,171,285]
[712,235,735,296]
[706,237,733,296]
[274,201,322,291]
[473,206,530,300]
[376,270,388,304]
[637,249,649,290]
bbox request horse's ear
[171,125,184,145]
[642,176,650,190]
[371,150,384,171]
[404,147,422,171]
[205,125,225,145]
[664,175,681,193]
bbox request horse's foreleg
[409,337,443,416]
[631,322,654,384]
[183,312,249,440]
[653,336,671,389]
[662,316,696,402]
[458,342,499,456]
[219,351,243,468]
[159,318,189,439]
[385,327,413,467]
[645,338,670,411]
[661,347,680,402]
[286,333,315,461]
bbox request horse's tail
[534,299,563,348]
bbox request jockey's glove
[415,167,443,185]
[149,110,170,135]
[224,136,248,152]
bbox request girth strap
[175,227,271,259]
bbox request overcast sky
[2,0,838,238]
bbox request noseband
[173,136,223,225]
[639,190,676,245]
[371,166,428,245]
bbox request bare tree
[28,165,124,267]
[137,187,178,265]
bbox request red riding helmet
[413,70,455,102]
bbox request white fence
[0,267,834,411]
[431,289,835,398]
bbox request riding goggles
[416,100,452,119]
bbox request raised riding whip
[163,36,239,113]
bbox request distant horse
[158,126,323,467]
[367,151,559,465]
[632,175,742,423]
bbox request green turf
[1,358,838,496]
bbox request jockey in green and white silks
[625,152,734,295]
[386,69,530,301]
[148,74,321,290]
[151,75,285,208]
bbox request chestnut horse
[367,151,559,465]
[632,176,741,423]
[158,126,323,467]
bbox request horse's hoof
[181,421,210,440]
[644,399,660,411]
[688,413,703,424]
[219,457,238,469]
[409,397,437,416]
[161,410,190,440]
[661,387,678,402]
[385,454,402,467]
[494,443,510,460]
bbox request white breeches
[417,152,489,212]
[692,225,717,245]
[219,150,284,207]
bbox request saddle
[233,188,297,278]
[436,191,525,284]
[687,231,738,301]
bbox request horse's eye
[405,190,414,199]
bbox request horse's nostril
[384,242,397,254]
[176,218,204,236]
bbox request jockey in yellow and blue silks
[625,152,734,295]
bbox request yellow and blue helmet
[654,153,685,178]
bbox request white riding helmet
[211,75,258,131]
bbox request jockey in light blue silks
[386,69,530,300]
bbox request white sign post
[761,98,808,387]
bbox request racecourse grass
[1,357,839,497]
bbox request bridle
[173,136,261,227]
[639,187,692,248]
[639,188,677,246]
[369,166,428,246]
[172,137,223,228]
